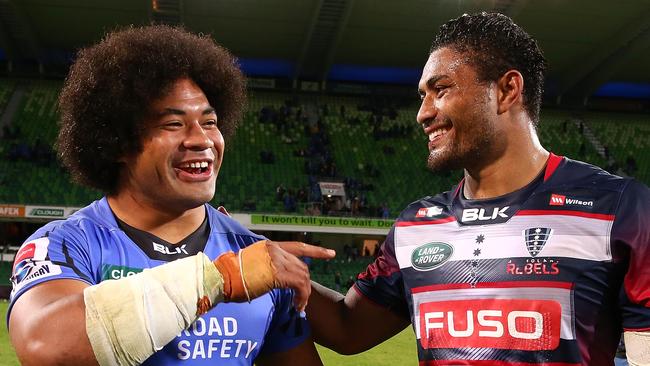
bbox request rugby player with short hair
[8,25,334,366]
[308,12,650,365]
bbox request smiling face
[417,47,505,173]
[118,78,224,212]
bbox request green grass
[317,327,417,365]
[0,299,416,365]
[0,300,19,366]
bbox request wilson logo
[549,194,565,206]
[549,193,594,208]
[411,242,453,271]
[419,299,561,350]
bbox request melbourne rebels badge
[523,227,553,257]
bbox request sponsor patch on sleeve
[11,237,62,296]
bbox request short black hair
[57,24,246,194]
[431,12,546,123]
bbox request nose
[416,95,437,127]
[183,121,214,151]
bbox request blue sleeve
[8,220,96,322]
[258,288,310,355]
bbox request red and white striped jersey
[356,154,650,365]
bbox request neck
[107,193,206,244]
[463,123,549,199]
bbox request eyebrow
[158,107,216,116]
[417,75,449,94]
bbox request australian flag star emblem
[523,227,553,257]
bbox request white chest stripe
[395,215,612,269]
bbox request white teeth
[180,161,209,169]
[428,128,448,141]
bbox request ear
[496,70,524,115]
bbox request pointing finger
[274,241,336,259]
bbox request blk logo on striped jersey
[523,227,553,257]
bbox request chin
[171,188,214,209]
[426,149,462,173]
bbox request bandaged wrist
[214,240,277,302]
[84,252,224,366]
[624,331,650,366]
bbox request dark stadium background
[0,1,647,364]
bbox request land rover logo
[411,242,453,271]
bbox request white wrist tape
[625,331,650,366]
[84,252,224,366]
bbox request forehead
[150,78,210,109]
[418,47,475,88]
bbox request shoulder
[36,199,118,243]
[205,204,265,244]
[550,157,629,192]
[396,185,457,223]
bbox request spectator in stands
[284,189,297,212]
[307,12,650,365]
[242,199,257,212]
[334,271,342,292]
[276,183,286,201]
[380,203,390,219]
[345,276,355,290]
[579,141,586,157]
[625,155,638,176]
[33,138,53,166]
[305,202,322,216]
[8,25,334,366]
[260,150,275,164]
[342,244,351,262]
[297,186,308,203]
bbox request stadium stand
[585,113,650,183]
[0,81,647,215]
[310,256,375,292]
[0,79,15,112]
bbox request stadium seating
[0,79,15,112]
[585,113,650,182]
[0,80,647,215]
[310,256,375,292]
[0,262,12,286]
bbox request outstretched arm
[307,281,410,355]
[9,240,334,366]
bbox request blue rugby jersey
[356,154,650,366]
[8,198,309,365]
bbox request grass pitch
[0,300,416,365]
[1,301,19,366]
